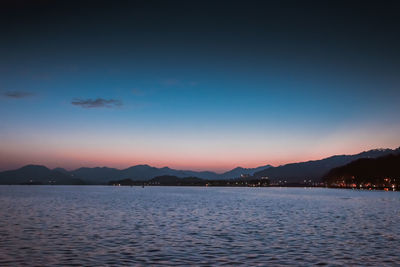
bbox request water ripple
[0,186,399,266]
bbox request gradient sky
[1,0,400,172]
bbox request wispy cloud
[71,98,123,109]
[2,91,34,99]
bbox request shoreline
[0,184,397,191]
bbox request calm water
[0,186,399,266]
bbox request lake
[0,186,399,266]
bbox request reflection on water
[0,186,399,266]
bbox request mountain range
[0,164,272,185]
[324,153,400,187]
[0,147,399,185]
[254,147,400,183]
[0,165,85,185]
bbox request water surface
[0,186,399,266]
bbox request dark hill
[71,167,121,184]
[323,154,400,188]
[0,165,85,185]
[254,148,400,183]
[149,175,206,185]
[219,165,272,179]
[67,164,271,184]
[108,175,206,186]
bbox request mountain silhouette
[63,164,271,184]
[1,147,398,185]
[219,165,272,179]
[324,153,400,187]
[0,165,85,185]
[254,148,400,183]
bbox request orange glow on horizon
[1,141,398,172]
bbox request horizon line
[1,146,398,173]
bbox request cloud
[2,91,34,98]
[71,98,123,108]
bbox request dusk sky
[1,0,399,172]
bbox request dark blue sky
[1,0,399,171]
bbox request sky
[1,0,400,172]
